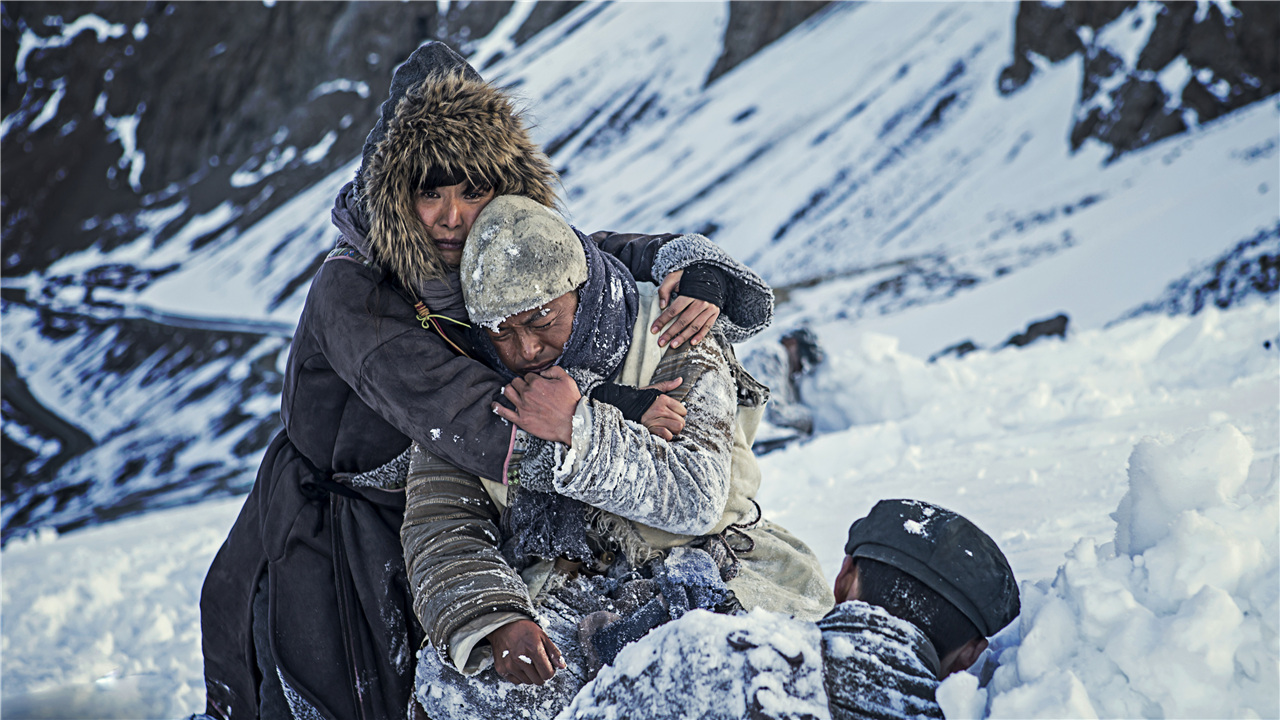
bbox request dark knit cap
[845,499,1019,637]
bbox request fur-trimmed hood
[361,71,560,288]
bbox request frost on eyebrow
[903,519,926,535]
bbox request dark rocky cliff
[1,1,578,278]
[706,1,831,86]
[999,0,1279,160]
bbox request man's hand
[488,619,564,685]
[654,270,720,349]
[493,366,581,445]
[638,378,687,440]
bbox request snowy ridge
[1,300,287,535]
[14,3,1274,337]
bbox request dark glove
[676,263,726,307]
[591,383,661,423]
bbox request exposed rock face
[1116,224,1280,321]
[705,0,831,86]
[1004,313,1069,347]
[999,1,1280,160]
[1,1,578,278]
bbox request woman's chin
[436,248,464,267]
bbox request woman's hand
[488,619,564,685]
[638,378,687,440]
[493,366,581,445]
[654,270,720,348]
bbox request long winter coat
[200,39,778,720]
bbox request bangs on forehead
[414,163,493,192]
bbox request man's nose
[519,333,542,361]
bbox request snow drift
[943,424,1278,719]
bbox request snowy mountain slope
[2,2,1276,542]
[490,2,1277,350]
[784,96,1280,357]
[2,2,1277,713]
[17,3,1277,330]
[3,298,1274,718]
[753,300,1278,586]
[1,299,287,535]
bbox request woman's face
[485,291,579,375]
[414,182,496,267]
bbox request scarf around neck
[470,228,638,383]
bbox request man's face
[414,182,496,267]
[485,291,579,375]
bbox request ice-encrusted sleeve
[650,233,774,342]
[544,336,738,536]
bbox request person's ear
[832,556,858,604]
[940,637,988,678]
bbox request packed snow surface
[3,299,1275,718]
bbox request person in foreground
[560,498,1021,720]
[401,195,833,719]
[199,42,771,720]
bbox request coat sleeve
[543,337,738,536]
[591,231,775,341]
[300,259,515,479]
[401,445,535,662]
[587,231,679,284]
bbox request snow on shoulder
[941,423,1278,719]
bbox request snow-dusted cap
[461,195,586,329]
[845,499,1019,637]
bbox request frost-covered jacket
[819,601,944,720]
[402,284,833,675]
[559,601,945,720]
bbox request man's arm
[401,446,536,669]
[587,230,679,284]
[507,337,738,537]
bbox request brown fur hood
[361,71,560,288]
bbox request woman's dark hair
[854,556,980,658]
[413,163,495,198]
